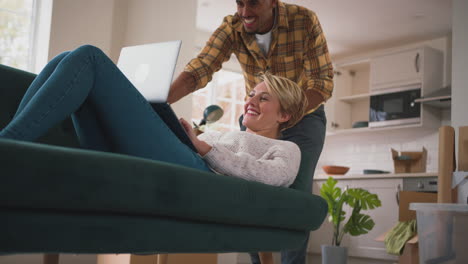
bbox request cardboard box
[376,191,437,264]
[130,254,217,264]
[391,147,427,173]
[399,236,419,264]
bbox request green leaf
[332,195,347,225]
[320,177,347,233]
[344,213,375,236]
[320,177,343,216]
[320,177,342,201]
[320,177,381,246]
[346,188,381,210]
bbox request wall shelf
[339,93,371,103]
[326,123,424,136]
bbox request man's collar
[276,1,288,29]
[233,1,288,33]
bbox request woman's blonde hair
[259,72,308,131]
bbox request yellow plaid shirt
[185,1,334,113]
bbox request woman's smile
[242,81,287,139]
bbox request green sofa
[0,64,327,254]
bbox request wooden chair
[437,126,468,202]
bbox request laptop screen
[117,40,182,103]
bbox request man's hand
[179,118,212,156]
[305,89,325,113]
[168,72,197,104]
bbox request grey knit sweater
[198,130,301,187]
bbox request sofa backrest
[289,151,315,192]
[0,64,80,147]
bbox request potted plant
[319,177,382,264]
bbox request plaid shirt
[185,1,334,112]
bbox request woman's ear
[278,112,291,124]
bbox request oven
[402,177,438,193]
[397,177,438,205]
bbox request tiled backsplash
[315,110,451,176]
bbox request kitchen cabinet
[370,49,422,91]
[370,47,443,93]
[325,45,443,135]
[309,177,402,261]
[326,61,371,132]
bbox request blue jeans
[241,106,327,264]
[0,45,211,172]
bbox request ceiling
[196,0,452,59]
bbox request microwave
[369,88,421,128]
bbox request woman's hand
[179,118,212,156]
[179,118,197,141]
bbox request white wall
[109,0,128,62]
[316,128,443,177]
[452,0,468,203]
[33,0,196,119]
[48,0,117,59]
[33,0,125,72]
[123,0,197,120]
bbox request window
[0,0,36,71]
[192,70,246,132]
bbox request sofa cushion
[1,208,308,254]
[0,138,327,232]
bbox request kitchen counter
[314,172,438,181]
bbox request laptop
[117,41,197,152]
[117,40,181,103]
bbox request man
[168,0,333,263]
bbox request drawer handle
[396,184,401,205]
[415,53,420,73]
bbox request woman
[0,45,307,187]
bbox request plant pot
[321,245,348,264]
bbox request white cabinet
[309,178,401,261]
[326,68,351,132]
[324,45,444,135]
[370,49,423,91]
[325,62,370,132]
[370,46,443,95]
[347,179,401,260]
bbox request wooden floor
[0,252,398,264]
[236,253,396,264]
[306,253,395,264]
